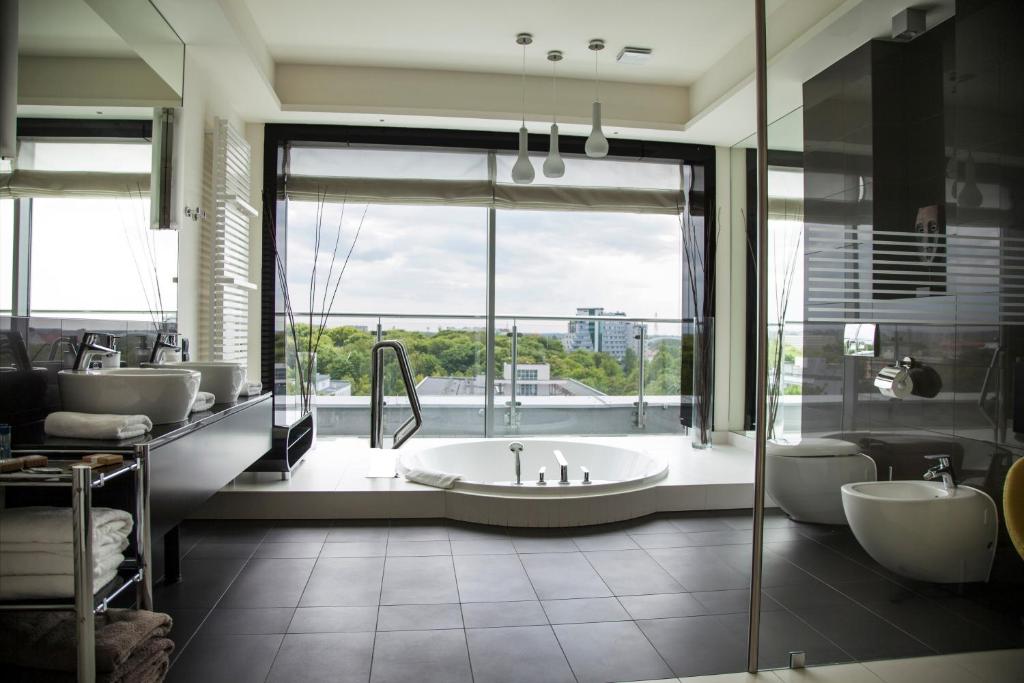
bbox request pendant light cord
[521,43,527,126]
[551,59,557,124]
[593,49,600,102]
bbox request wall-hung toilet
[766,438,876,524]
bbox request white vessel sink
[841,480,998,583]
[58,368,201,425]
[143,360,245,403]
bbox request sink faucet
[72,332,117,371]
[148,333,181,364]
[509,441,524,485]
[923,455,957,492]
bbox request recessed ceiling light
[616,46,652,64]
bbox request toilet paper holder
[874,356,942,399]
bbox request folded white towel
[238,381,262,397]
[404,467,462,489]
[0,549,124,577]
[0,565,120,599]
[44,412,152,440]
[0,506,134,547]
[191,391,216,413]
[1,536,129,558]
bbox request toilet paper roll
[874,365,913,399]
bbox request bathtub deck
[197,434,772,522]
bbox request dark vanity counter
[12,392,272,454]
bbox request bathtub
[398,438,669,526]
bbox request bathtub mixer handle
[537,466,546,485]
[580,466,591,485]
[553,449,569,485]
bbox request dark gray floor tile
[619,592,707,619]
[691,589,780,615]
[631,532,696,549]
[467,626,575,683]
[621,517,683,535]
[264,522,333,543]
[553,621,673,683]
[387,522,449,541]
[789,599,934,662]
[669,515,733,533]
[767,539,884,583]
[520,553,611,600]
[288,606,378,633]
[647,547,749,592]
[300,557,385,607]
[541,597,630,624]
[511,536,577,554]
[162,607,208,663]
[185,541,259,559]
[447,523,509,540]
[194,520,272,544]
[583,549,684,596]
[718,609,852,669]
[454,554,536,602]
[201,607,295,635]
[167,633,283,683]
[570,531,640,551]
[266,632,374,683]
[386,540,451,556]
[637,615,746,677]
[857,594,1018,653]
[377,603,464,631]
[326,524,389,542]
[220,558,316,608]
[255,542,324,558]
[461,601,548,628]
[370,628,472,683]
[154,557,247,610]
[721,511,794,530]
[381,555,459,604]
[685,530,754,546]
[767,578,852,611]
[320,541,387,557]
[450,539,517,555]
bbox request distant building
[416,363,604,397]
[565,307,640,361]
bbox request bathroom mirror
[843,323,878,357]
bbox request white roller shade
[0,169,149,199]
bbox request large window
[268,129,711,438]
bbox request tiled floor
[159,511,1024,683]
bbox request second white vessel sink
[841,480,998,583]
[58,368,201,424]
[144,361,245,403]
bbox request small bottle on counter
[0,424,11,460]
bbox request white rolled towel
[44,412,152,440]
[1,536,129,558]
[0,548,125,577]
[404,467,462,489]
[0,506,134,547]
[191,391,216,413]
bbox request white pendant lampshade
[543,50,565,178]
[512,126,535,184]
[511,33,535,184]
[585,38,609,159]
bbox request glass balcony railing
[274,312,692,437]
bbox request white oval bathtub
[401,438,667,495]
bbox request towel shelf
[0,458,150,683]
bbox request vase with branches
[765,225,802,442]
[680,167,717,449]
[269,189,367,420]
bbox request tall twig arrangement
[268,188,367,414]
[766,225,802,441]
[680,167,718,446]
[117,184,169,331]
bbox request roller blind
[0,169,149,199]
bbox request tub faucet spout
[923,455,957,492]
[509,442,524,485]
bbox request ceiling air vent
[616,46,652,64]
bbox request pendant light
[511,32,535,185]
[585,38,609,158]
[543,50,565,178]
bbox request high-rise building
[565,307,638,361]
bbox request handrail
[370,340,423,449]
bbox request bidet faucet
[923,455,957,492]
[72,332,117,371]
[509,442,524,485]
[148,333,181,364]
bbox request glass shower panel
[755,0,1024,673]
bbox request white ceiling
[17,0,134,58]
[245,0,776,86]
